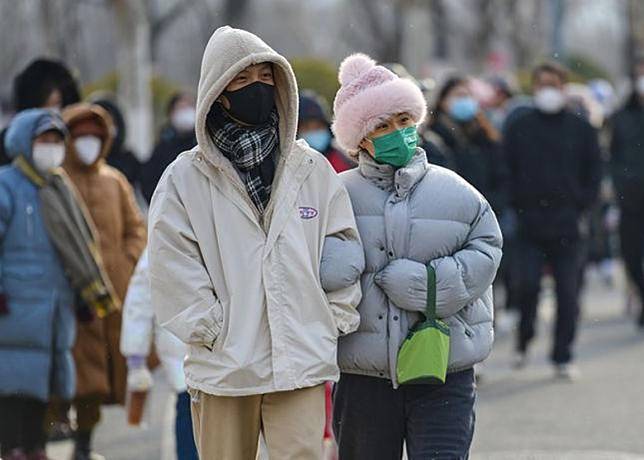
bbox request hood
[4,108,67,162]
[62,103,115,169]
[195,26,299,168]
[93,98,127,156]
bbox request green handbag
[396,265,451,385]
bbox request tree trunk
[383,2,405,63]
[624,0,644,78]
[429,0,448,60]
[472,0,496,71]
[550,0,565,58]
[40,0,60,57]
[113,0,154,161]
[223,0,251,26]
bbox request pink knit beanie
[331,53,427,154]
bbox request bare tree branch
[187,0,252,45]
[150,0,192,43]
[350,0,408,62]
[223,0,251,26]
[428,0,448,60]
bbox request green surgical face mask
[370,126,418,168]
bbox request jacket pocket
[204,295,230,352]
[453,314,475,339]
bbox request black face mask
[222,81,276,126]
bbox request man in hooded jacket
[148,27,363,459]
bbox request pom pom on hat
[338,53,376,86]
[332,53,427,155]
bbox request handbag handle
[425,265,437,321]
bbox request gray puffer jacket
[337,148,502,387]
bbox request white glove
[127,367,153,392]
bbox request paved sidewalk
[472,268,644,459]
[48,268,644,460]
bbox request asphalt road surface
[48,266,644,460]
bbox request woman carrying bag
[331,54,503,459]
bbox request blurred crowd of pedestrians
[0,28,643,459]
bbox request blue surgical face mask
[448,97,479,122]
[301,129,331,152]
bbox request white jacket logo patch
[299,207,318,220]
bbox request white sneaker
[512,351,528,369]
[554,363,580,381]
[496,310,520,336]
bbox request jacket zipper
[26,204,35,238]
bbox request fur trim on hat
[332,54,427,155]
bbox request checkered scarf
[207,107,279,213]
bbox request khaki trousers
[190,384,325,460]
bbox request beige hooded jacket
[148,27,362,396]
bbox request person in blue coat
[0,109,77,460]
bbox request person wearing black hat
[298,91,354,172]
[91,96,142,190]
[0,58,81,166]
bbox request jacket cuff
[127,355,147,369]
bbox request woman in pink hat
[331,53,503,459]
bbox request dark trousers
[175,391,199,460]
[333,370,476,460]
[619,209,644,323]
[73,396,102,433]
[500,235,521,311]
[516,236,581,363]
[0,396,47,455]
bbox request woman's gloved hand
[374,258,428,313]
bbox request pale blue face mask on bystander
[301,129,332,152]
[449,97,479,122]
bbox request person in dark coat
[298,91,354,173]
[423,76,515,332]
[140,92,196,203]
[610,57,644,328]
[91,96,142,189]
[486,76,516,132]
[0,58,81,166]
[504,62,602,377]
[423,76,509,213]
